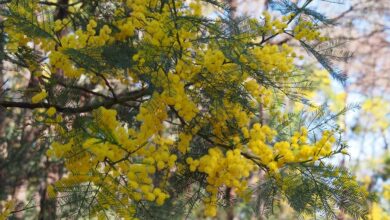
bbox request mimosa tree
[0,0,369,219]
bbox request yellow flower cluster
[114,0,150,41]
[245,79,273,107]
[362,97,390,130]
[250,44,294,73]
[145,20,172,46]
[31,90,48,103]
[294,20,326,41]
[209,102,252,139]
[175,59,201,81]
[83,138,126,162]
[90,24,113,46]
[295,129,336,161]
[46,107,178,219]
[383,184,390,201]
[150,136,178,171]
[204,49,226,73]
[178,132,192,154]
[4,5,34,51]
[136,94,168,141]
[47,139,74,159]
[54,18,69,32]
[126,162,169,205]
[94,107,120,133]
[368,203,390,220]
[247,123,277,165]
[5,31,28,51]
[247,125,336,173]
[261,11,289,34]
[46,107,56,117]
[0,200,16,220]
[49,51,83,78]
[187,148,254,216]
[189,1,202,16]
[48,19,114,78]
[161,73,199,122]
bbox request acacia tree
[0,0,369,219]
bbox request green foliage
[283,164,369,219]
[301,41,348,84]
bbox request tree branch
[0,88,148,113]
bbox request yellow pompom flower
[46,107,56,117]
[31,91,48,103]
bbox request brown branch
[95,72,118,100]
[0,88,148,113]
[41,75,110,99]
